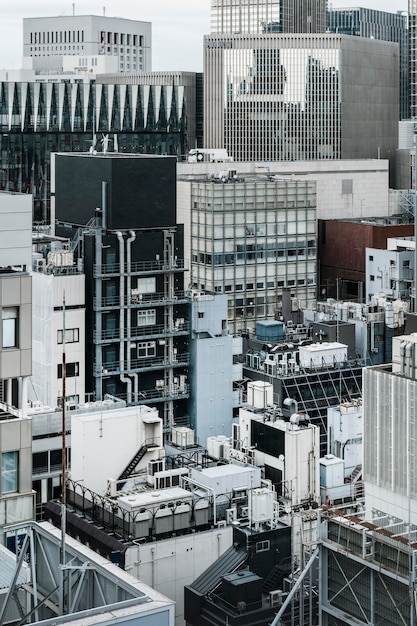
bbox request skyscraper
[281,0,326,33]
[410,0,417,117]
[327,7,409,120]
[211,0,280,34]
[210,0,326,34]
[204,33,398,162]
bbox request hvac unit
[148,459,164,476]
[35,258,46,272]
[226,508,237,524]
[270,590,283,607]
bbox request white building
[189,292,242,446]
[232,381,320,507]
[178,158,391,221]
[366,236,415,302]
[23,14,151,73]
[364,332,417,525]
[71,403,163,496]
[31,238,86,410]
[178,174,317,334]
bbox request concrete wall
[0,193,32,269]
[178,159,390,220]
[125,525,233,626]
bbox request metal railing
[93,290,189,309]
[96,352,189,375]
[94,258,185,277]
[93,320,190,342]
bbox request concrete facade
[23,14,151,73]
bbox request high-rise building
[410,0,417,117]
[319,332,417,624]
[204,34,398,162]
[281,0,326,33]
[177,174,317,334]
[23,14,151,73]
[327,7,409,120]
[210,0,326,34]
[0,71,201,222]
[53,153,190,434]
[211,0,280,34]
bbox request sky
[0,0,409,72]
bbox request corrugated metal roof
[0,544,29,589]
[189,543,247,595]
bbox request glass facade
[410,0,417,118]
[0,80,192,222]
[211,0,281,35]
[210,0,326,35]
[204,33,399,163]
[189,177,317,334]
[222,44,340,161]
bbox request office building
[177,174,317,334]
[53,153,190,434]
[211,0,280,34]
[366,237,415,302]
[178,158,391,220]
[0,71,201,222]
[318,217,414,301]
[23,14,151,73]
[31,235,86,409]
[319,332,417,624]
[410,0,417,118]
[281,0,327,33]
[210,0,326,34]
[0,192,34,540]
[204,33,398,162]
[327,7,409,120]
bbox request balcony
[93,320,190,343]
[93,258,185,277]
[95,352,189,376]
[93,290,189,310]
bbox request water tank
[247,381,273,409]
[255,320,284,342]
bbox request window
[57,362,79,378]
[256,540,270,553]
[57,328,79,344]
[198,312,204,318]
[1,451,18,493]
[137,309,156,326]
[369,255,373,261]
[137,342,156,358]
[2,307,18,348]
[137,277,156,294]
[370,275,375,281]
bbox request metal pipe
[116,232,132,402]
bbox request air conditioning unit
[35,258,46,272]
[270,590,283,607]
[226,508,237,524]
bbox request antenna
[72,3,75,16]
[103,6,106,16]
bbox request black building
[54,152,190,433]
[185,522,295,626]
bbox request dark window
[57,362,79,378]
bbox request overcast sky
[0,0,408,72]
